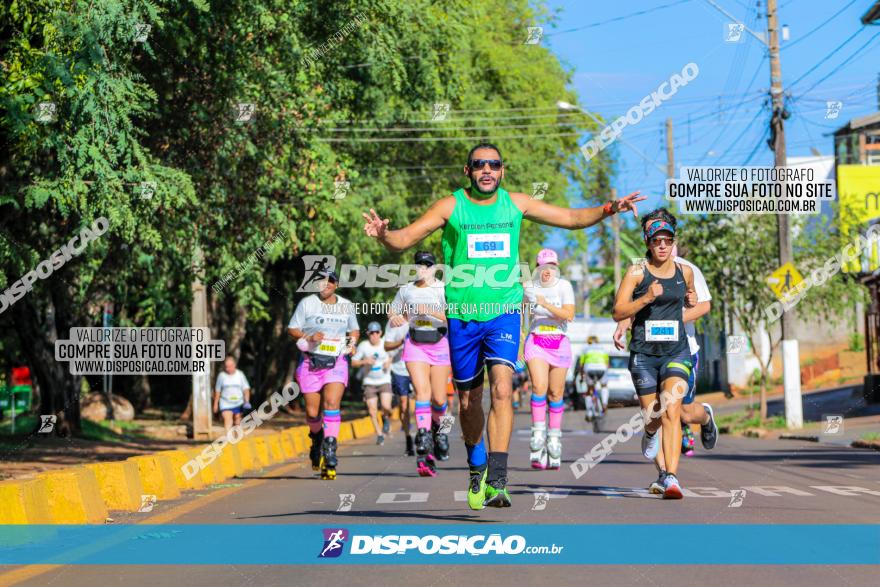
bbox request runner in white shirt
[287,268,360,480]
[384,322,415,456]
[522,249,576,470]
[213,356,251,432]
[388,251,452,477]
[613,245,719,495]
[352,322,393,445]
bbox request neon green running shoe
[467,467,488,510]
[484,484,512,508]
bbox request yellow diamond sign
[766,262,804,301]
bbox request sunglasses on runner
[468,159,503,171]
[649,236,675,247]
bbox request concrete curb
[0,479,52,524]
[127,454,182,501]
[85,460,147,511]
[38,467,108,524]
[7,416,376,524]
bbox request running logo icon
[823,415,844,435]
[724,23,744,43]
[37,415,56,434]
[432,103,450,122]
[825,101,843,120]
[438,415,455,435]
[531,492,550,511]
[728,489,746,508]
[531,182,548,201]
[318,528,349,558]
[524,27,543,45]
[337,494,355,512]
[138,494,157,513]
[235,103,256,124]
[298,255,338,292]
[726,335,746,354]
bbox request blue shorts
[221,406,242,415]
[391,372,412,397]
[448,312,521,390]
[682,352,699,405]
[628,349,693,397]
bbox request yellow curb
[338,421,354,441]
[183,447,217,485]
[84,460,146,511]
[353,417,374,439]
[0,479,52,524]
[127,454,181,501]
[236,438,257,471]
[38,467,108,524]
[290,426,309,453]
[250,436,271,466]
[157,450,205,491]
[216,443,238,478]
[266,433,284,462]
[279,432,296,459]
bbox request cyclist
[288,268,359,480]
[352,321,393,445]
[388,250,451,477]
[364,142,644,508]
[384,322,415,456]
[523,248,575,470]
[578,337,610,421]
[612,208,696,499]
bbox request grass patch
[81,419,149,442]
[859,432,880,442]
[0,415,39,436]
[717,410,787,434]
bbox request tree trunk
[11,297,81,436]
[129,374,153,412]
[227,303,248,361]
[759,376,768,421]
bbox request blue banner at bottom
[0,525,878,565]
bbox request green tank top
[441,187,523,321]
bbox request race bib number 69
[467,233,510,259]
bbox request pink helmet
[536,248,558,266]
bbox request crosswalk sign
[766,262,804,301]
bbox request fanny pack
[409,327,447,344]
[532,333,563,350]
[308,353,338,370]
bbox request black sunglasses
[469,159,503,171]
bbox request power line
[314,131,584,143]
[788,27,865,88]
[781,0,859,51]
[794,29,880,97]
[546,0,694,37]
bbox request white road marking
[682,487,734,498]
[810,485,880,497]
[376,492,430,504]
[741,485,814,497]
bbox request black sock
[486,452,508,487]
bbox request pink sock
[415,401,431,430]
[323,409,341,438]
[548,399,565,430]
[531,394,547,424]
[307,416,322,434]
[431,401,448,425]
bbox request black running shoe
[701,403,718,450]
[309,429,324,471]
[433,429,450,461]
[415,428,433,457]
[405,434,415,456]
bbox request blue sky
[540,0,880,249]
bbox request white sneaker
[642,429,660,460]
[648,472,666,495]
[546,431,562,469]
[662,473,683,500]
[530,424,547,469]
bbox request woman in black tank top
[611,208,696,499]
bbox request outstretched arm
[362,197,454,253]
[513,190,645,229]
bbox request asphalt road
[3,402,879,586]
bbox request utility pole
[767,0,803,429]
[666,118,675,180]
[191,244,213,440]
[612,187,621,289]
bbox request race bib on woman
[645,320,678,342]
[314,338,344,356]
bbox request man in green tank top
[363,143,644,509]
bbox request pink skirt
[523,333,572,369]
[295,354,349,394]
[402,335,451,366]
